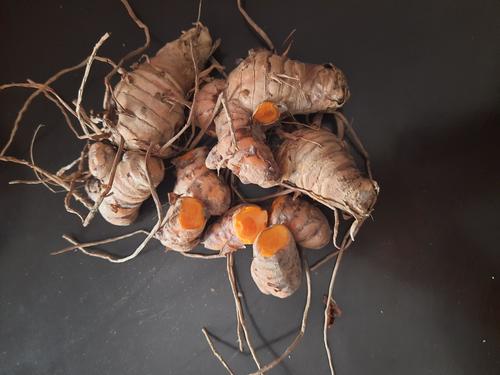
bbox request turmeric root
[155,147,231,252]
[193,78,226,137]
[203,204,268,254]
[206,49,350,188]
[155,196,208,252]
[270,195,331,249]
[88,142,115,180]
[85,142,164,226]
[276,128,378,220]
[205,99,280,188]
[227,50,349,115]
[251,224,302,298]
[110,25,214,157]
[172,146,230,216]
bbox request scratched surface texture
[1,1,499,374]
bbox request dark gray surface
[1,0,499,374]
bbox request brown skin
[88,142,115,180]
[155,196,208,252]
[85,142,164,226]
[205,99,280,188]
[227,50,350,115]
[251,224,302,298]
[276,128,379,220]
[203,204,268,254]
[87,27,214,224]
[193,78,226,137]
[172,147,231,216]
[270,195,331,249]
[111,25,214,158]
[206,49,350,188]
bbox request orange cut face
[252,101,280,125]
[179,197,206,230]
[232,205,268,244]
[256,224,290,257]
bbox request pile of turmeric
[0,1,380,375]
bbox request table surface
[1,1,499,374]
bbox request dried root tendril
[76,32,110,136]
[1,57,95,155]
[280,28,296,56]
[249,258,312,375]
[53,230,149,261]
[227,254,244,352]
[202,328,236,375]
[236,0,275,52]
[0,155,93,209]
[227,253,261,369]
[179,252,225,260]
[64,143,89,222]
[29,125,57,193]
[103,0,151,114]
[323,247,345,375]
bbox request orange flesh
[233,205,268,244]
[252,101,280,125]
[257,224,290,257]
[179,197,206,230]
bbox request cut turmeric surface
[252,101,280,125]
[205,99,280,188]
[203,204,268,254]
[251,224,302,298]
[155,196,208,252]
[178,197,206,230]
[270,195,331,249]
[161,147,231,252]
[255,224,290,257]
[232,205,268,244]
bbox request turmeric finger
[110,25,214,157]
[206,50,350,188]
[172,147,231,216]
[276,128,379,219]
[155,196,208,252]
[159,147,231,252]
[86,142,165,226]
[270,195,331,249]
[227,50,349,115]
[203,204,268,254]
[205,99,280,188]
[251,224,302,298]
